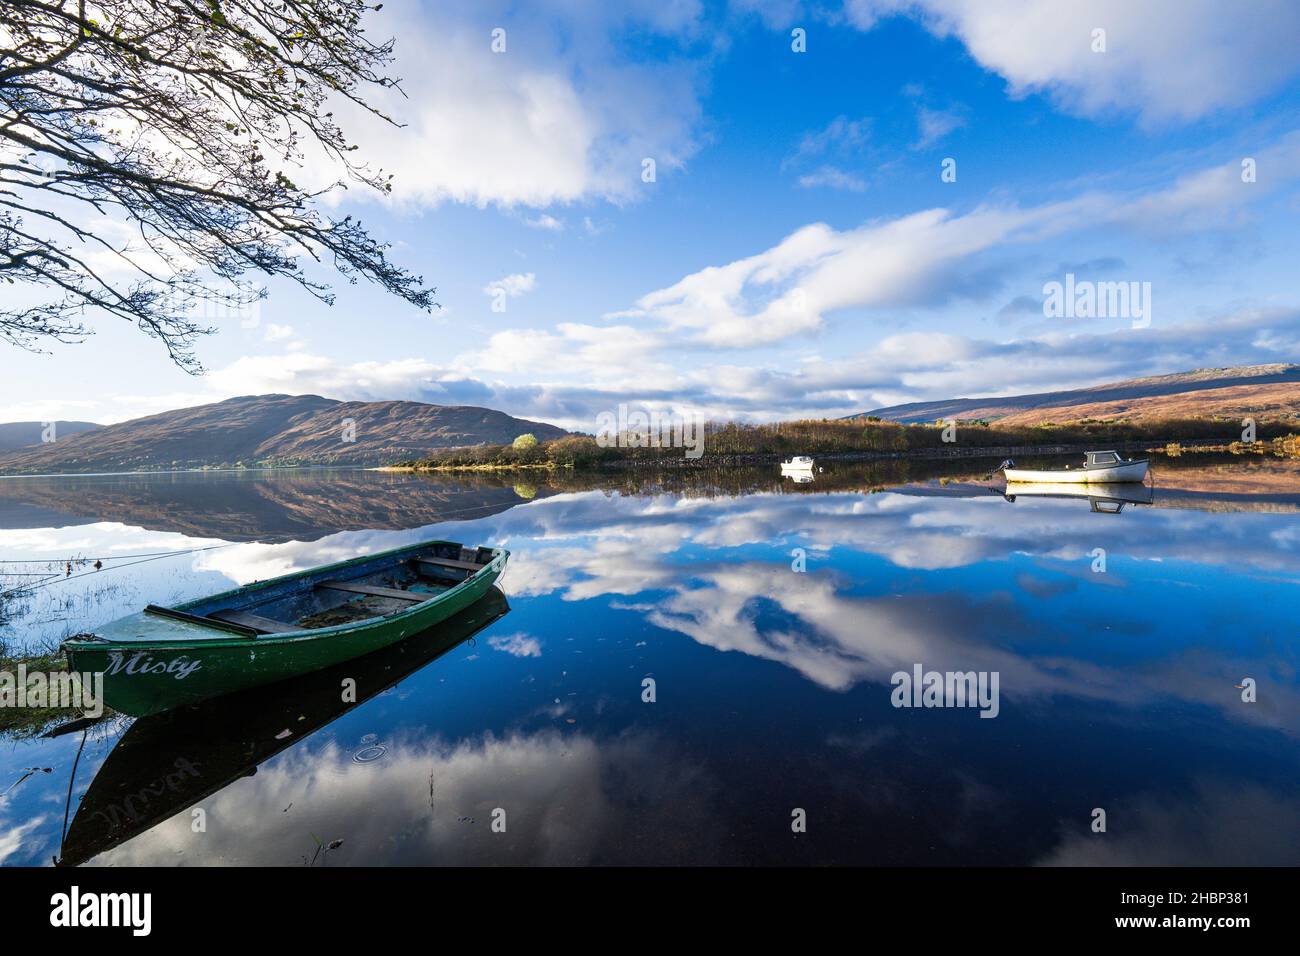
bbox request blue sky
[4,0,1300,428]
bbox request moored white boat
[781,455,815,471]
[1001,450,1149,484]
[1003,481,1154,505]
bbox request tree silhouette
[0,0,434,371]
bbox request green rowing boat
[57,588,510,866]
[61,538,509,717]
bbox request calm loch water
[1,457,1298,866]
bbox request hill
[863,364,1300,424]
[0,421,101,453]
[0,395,567,474]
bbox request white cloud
[206,353,445,402]
[16,129,1300,429]
[732,0,808,30]
[786,115,872,166]
[524,214,565,232]
[308,2,705,209]
[90,730,720,865]
[784,116,873,191]
[143,299,1300,430]
[0,815,46,866]
[627,203,1078,347]
[487,632,543,657]
[796,166,868,191]
[263,323,295,343]
[483,273,537,299]
[913,105,965,149]
[845,0,1300,124]
[622,134,1300,349]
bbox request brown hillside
[996,381,1300,425]
[0,395,568,474]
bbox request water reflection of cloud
[0,814,46,866]
[87,730,721,866]
[464,491,1300,736]
[487,632,542,657]
[11,484,1298,741]
[1037,779,1300,866]
[475,486,1300,579]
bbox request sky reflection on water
[1,461,1298,866]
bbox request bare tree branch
[0,0,434,372]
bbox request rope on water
[1,496,517,599]
[0,544,231,598]
[982,458,1015,481]
[57,727,89,866]
[0,547,224,563]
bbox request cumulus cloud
[483,273,537,299]
[488,631,544,657]
[619,134,1300,349]
[89,730,723,865]
[80,300,1300,430]
[797,166,868,191]
[624,203,1084,347]
[524,214,565,232]
[38,123,1300,428]
[306,1,706,209]
[844,0,1300,124]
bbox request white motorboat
[781,456,815,471]
[1003,481,1154,513]
[1001,450,1149,484]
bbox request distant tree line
[395,416,1300,470]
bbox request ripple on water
[352,744,387,764]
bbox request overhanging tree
[0,0,434,372]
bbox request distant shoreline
[0,464,366,480]
[2,435,1292,479]
[390,437,1286,473]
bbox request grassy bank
[0,646,91,740]
[1163,434,1300,457]
[393,418,1300,471]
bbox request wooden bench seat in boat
[412,556,485,574]
[315,580,431,602]
[208,609,301,634]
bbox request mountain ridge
[0,421,101,453]
[0,394,568,475]
[861,364,1300,424]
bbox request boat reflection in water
[56,587,510,867]
[1003,481,1156,514]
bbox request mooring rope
[0,544,230,598]
[56,727,89,866]
[1,494,521,600]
